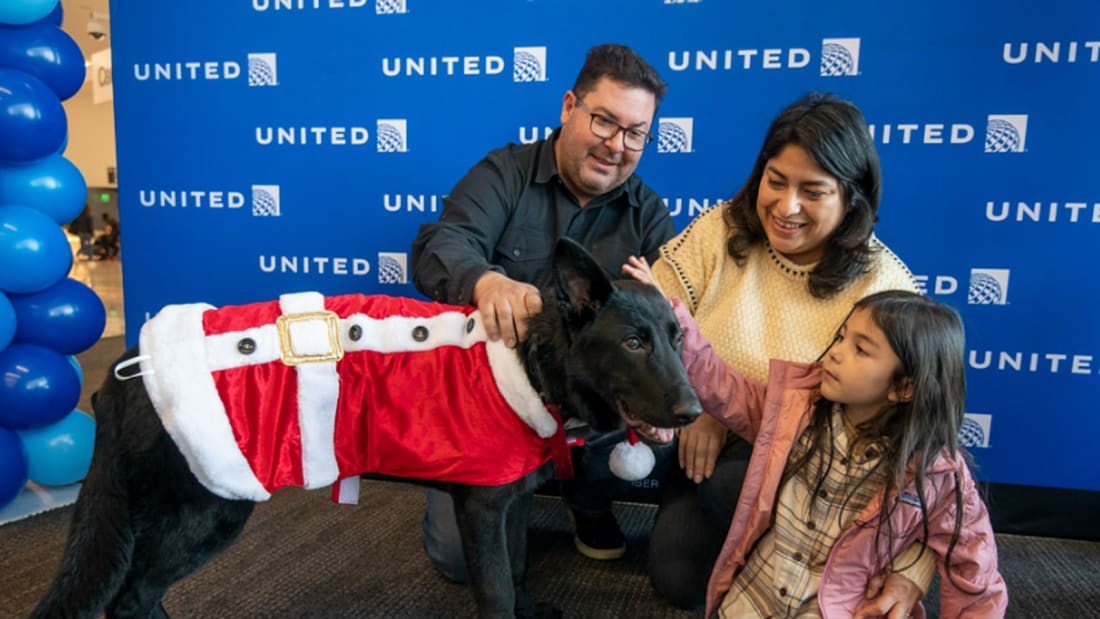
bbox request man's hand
[853,572,923,619]
[472,271,542,348]
[678,413,728,483]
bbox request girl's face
[820,308,907,425]
[755,144,846,265]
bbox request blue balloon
[0,204,72,294]
[67,354,83,387]
[0,68,66,162]
[0,290,14,349]
[0,22,86,101]
[17,408,94,486]
[0,154,87,224]
[11,277,105,354]
[0,0,59,26]
[0,426,29,508]
[0,343,79,429]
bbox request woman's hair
[724,92,882,298]
[783,290,980,592]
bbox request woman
[646,92,926,614]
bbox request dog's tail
[29,381,135,619]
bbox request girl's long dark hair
[782,290,982,593]
[725,92,881,298]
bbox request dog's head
[532,238,702,440]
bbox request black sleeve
[637,185,676,263]
[410,150,520,305]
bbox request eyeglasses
[573,97,652,151]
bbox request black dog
[30,239,702,619]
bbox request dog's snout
[672,400,702,427]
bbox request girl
[628,257,1006,618]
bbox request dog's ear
[552,238,614,319]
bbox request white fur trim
[139,303,271,501]
[341,309,482,353]
[484,338,557,439]
[608,440,655,481]
[279,292,340,490]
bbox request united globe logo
[820,38,860,76]
[377,119,408,153]
[247,53,278,87]
[252,185,280,217]
[378,252,408,284]
[375,0,407,14]
[984,115,1028,153]
[658,118,694,153]
[959,413,992,448]
[513,47,547,82]
[967,268,1010,305]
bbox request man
[410,43,674,581]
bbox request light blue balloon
[16,408,94,486]
[0,204,72,294]
[36,2,63,27]
[0,426,29,508]
[0,154,87,224]
[0,290,15,350]
[0,0,59,26]
[0,21,86,101]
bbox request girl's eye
[624,336,643,351]
[804,190,825,199]
[856,346,869,356]
[767,178,784,189]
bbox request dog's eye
[623,336,643,351]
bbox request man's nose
[602,130,626,154]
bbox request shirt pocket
[494,224,553,281]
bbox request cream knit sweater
[653,204,919,383]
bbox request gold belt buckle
[275,310,344,365]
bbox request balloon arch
[0,0,104,509]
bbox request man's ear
[560,90,577,125]
[888,377,914,403]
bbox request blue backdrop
[110,1,1100,512]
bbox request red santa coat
[133,292,560,502]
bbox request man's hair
[572,44,667,102]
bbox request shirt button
[818,489,828,499]
[412,326,429,342]
[840,457,849,466]
[513,248,521,256]
[793,552,803,562]
[778,586,788,597]
[807,521,816,531]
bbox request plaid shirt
[720,405,887,619]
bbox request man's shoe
[568,509,625,560]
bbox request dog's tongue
[655,427,674,443]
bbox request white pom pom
[609,440,655,481]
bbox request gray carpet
[2,479,1100,618]
[1,336,1097,617]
